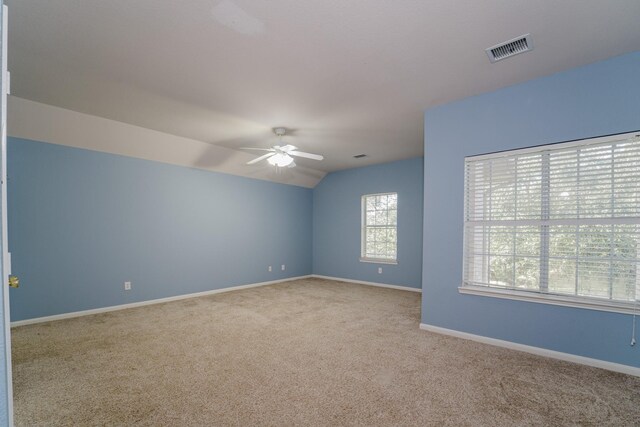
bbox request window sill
[359,257,398,265]
[458,284,639,315]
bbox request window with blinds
[462,132,640,311]
[361,192,398,263]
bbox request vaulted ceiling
[6,1,640,177]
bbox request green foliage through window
[464,134,640,304]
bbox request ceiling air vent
[486,34,533,63]
[353,154,367,158]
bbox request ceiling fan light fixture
[243,127,322,168]
[267,153,294,167]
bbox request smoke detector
[486,34,533,63]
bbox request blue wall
[423,51,640,367]
[313,158,423,288]
[8,138,312,321]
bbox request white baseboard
[11,275,312,327]
[420,323,640,377]
[312,275,421,293]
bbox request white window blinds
[463,132,640,307]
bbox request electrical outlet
[268,266,272,272]
[281,264,285,271]
[378,267,382,274]
[124,281,132,291]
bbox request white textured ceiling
[6,0,640,174]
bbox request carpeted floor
[11,278,640,426]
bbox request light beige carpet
[11,278,640,426]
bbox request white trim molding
[459,285,640,315]
[359,258,398,265]
[11,275,312,327]
[420,323,640,377]
[312,274,421,293]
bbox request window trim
[467,130,640,161]
[460,130,640,314]
[459,284,639,315]
[360,192,398,264]
[359,257,398,265]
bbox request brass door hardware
[8,275,18,288]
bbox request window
[462,131,640,313]
[361,192,397,264]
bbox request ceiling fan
[242,127,324,168]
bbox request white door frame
[1,4,14,425]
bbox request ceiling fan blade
[288,151,324,161]
[246,152,276,165]
[240,147,276,152]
